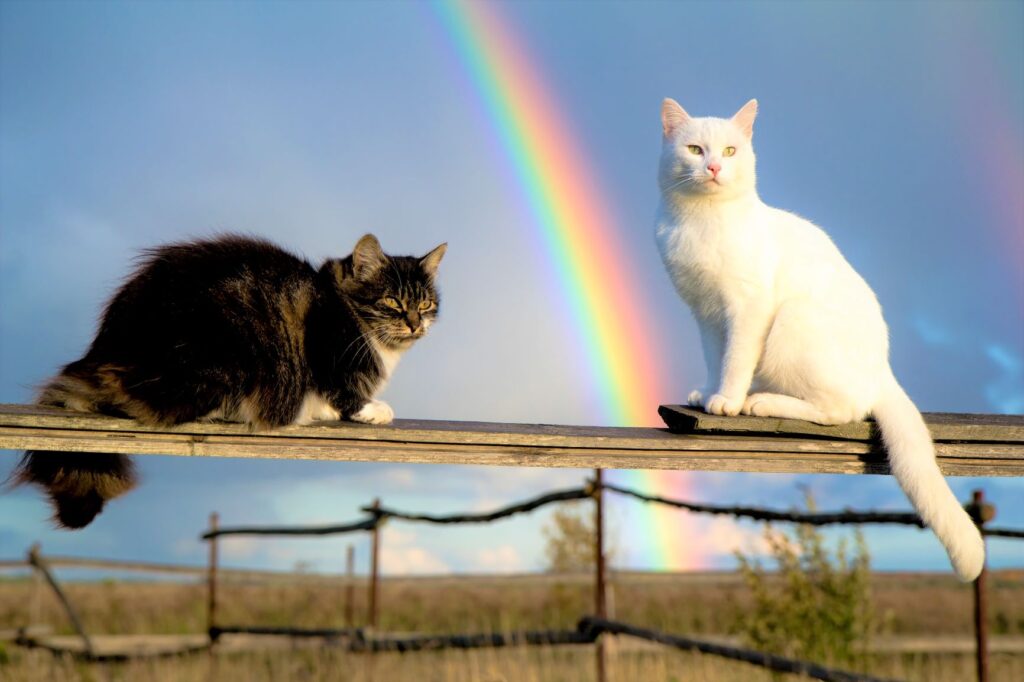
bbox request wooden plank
[4,404,1021,454]
[1,404,1022,476]
[659,405,1024,443]
[0,626,52,642]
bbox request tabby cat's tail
[10,364,138,529]
[13,451,136,528]
[873,375,985,581]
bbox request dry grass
[1,569,1023,681]
[3,570,1023,637]
[2,643,1023,682]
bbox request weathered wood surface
[1,403,1022,476]
[16,632,1024,657]
[16,633,212,660]
[660,404,1024,443]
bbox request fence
[4,402,1022,682]
[6,480,1022,681]
[199,473,1021,682]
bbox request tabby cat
[14,233,446,528]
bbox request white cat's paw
[742,394,770,417]
[705,393,742,417]
[687,390,705,407]
[350,399,394,425]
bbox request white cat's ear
[731,99,758,139]
[661,98,690,138]
[420,242,447,279]
[352,234,386,280]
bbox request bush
[732,494,875,667]
[542,502,597,573]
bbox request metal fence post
[594,469,607,682]
[345,543,355,629]
[970,489,994,682]
[207,512,220,642]
[369,498,381,629]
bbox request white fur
[293,392,341,426]
[655,98,984,581]
[350,399,394,425]
[202,339,405,428]
[371,339,403,389]
[347,338,407,425]
[202,397,259,424]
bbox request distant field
[1,569,1023,681]
[3,569,1023,637]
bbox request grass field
[2,569,1023,681]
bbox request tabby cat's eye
[418,300,435,312]
[687,145,703,156]
[383,296,402,310]
[723,146,737,157]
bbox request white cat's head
[658,99,758,199]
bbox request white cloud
[984,343,1024,414]
[217,536,263,562]
[697,517,790,558]
[472,545,525,573]
[379,527,449,575]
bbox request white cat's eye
[418,300,435,312]
[383,296,402,310]
[687,145,703,156]
[723,146,737,157]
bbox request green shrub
[732,494,875,668]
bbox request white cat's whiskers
[664,174,698,192]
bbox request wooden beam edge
[2,431,1019,477]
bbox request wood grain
[659,404,1024,443]
[2,403,1022,477]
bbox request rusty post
[368,498,381,629]
[27,544,95,658]
[594,468,607,682]
[207,512,220,642]
[344,544,355,628]
[970,489,994,682]
[29,542,42,627]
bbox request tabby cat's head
[659,98,758,199]
[333,234,447,350]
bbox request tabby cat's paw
[687,390,705,407]
[705,393,742,417]
[350,400,394,425]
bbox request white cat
[654,98,985,581]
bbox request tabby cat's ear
[352,234,386,280]
[661,98,690,138]
[731,99,758,139]
[420,243,447,279]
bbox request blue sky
[1,0,1021,576]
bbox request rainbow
[430,0,665,427]
[430,0,708,570]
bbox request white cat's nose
[707,162,721,177]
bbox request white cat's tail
[872,376,985,581]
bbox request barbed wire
[984,527,1024,539]
[600,482,926,527]
[202,516,378,539]
[579,617,900,682]
[362,486,593,524]
[198,481,1022,540]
